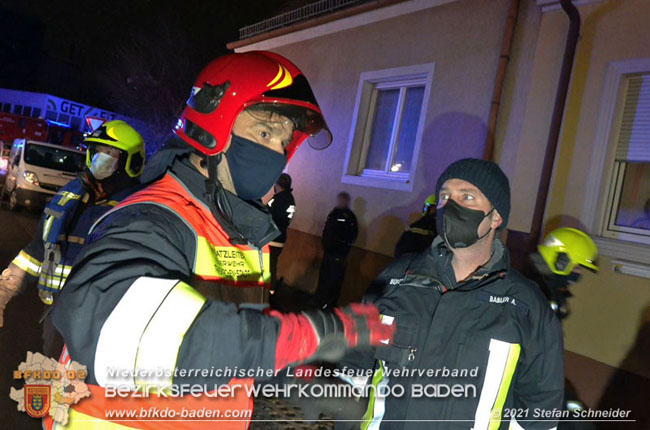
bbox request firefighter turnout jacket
[11,177,133,303]
[344,237,564,430]
[49,156,317,429]
[394,213,437,257]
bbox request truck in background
[0,112,84,184]
[1,139,85,211]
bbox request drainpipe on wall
[528,0,581,249]
[483,0,520,161]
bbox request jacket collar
[169,155,280,248]
[422,236,509,291]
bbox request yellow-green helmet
[538,227,599,275]
[423,194,437,215]
[84,120,145,178]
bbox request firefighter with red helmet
[48,51,394,429]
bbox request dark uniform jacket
[322,207,358,258]
[268,188,295,244]
[344,237,564,430]
[394,213,437,257]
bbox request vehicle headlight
[23,170,40,185]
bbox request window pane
[365,88,400,171]
[391,86,424,173]
[614,162,650,231]
[70,116,82,130]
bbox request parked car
[0,141,9,186]
[1,139,85,211]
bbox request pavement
[0,205,42,430]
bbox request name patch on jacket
[477,291,529,314]
[195,238,270,284]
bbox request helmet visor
[245,103,332,150]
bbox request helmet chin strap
[79,169,106,201]
[205,154,247,245]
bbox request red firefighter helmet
[174,51,331,160]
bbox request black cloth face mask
[225,134,287,201]
[436,198,494,249]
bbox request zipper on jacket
[258,249,264,273]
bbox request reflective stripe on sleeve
[12,250,41,277]
[94,278,179,389]
[42,215,54,242]
[38,276,67,291]
[37,265,73,292]
[54,264,72,276]
[473,339,521,430]
[94,277,206,390]
[57,191,82,207]
[134,282,206,390]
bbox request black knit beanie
[435,158,511,229]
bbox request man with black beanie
[342,158,564,430]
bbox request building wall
[497,0,650,378]
[243,0,511,258]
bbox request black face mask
[225,134,287,201]
[436,199,494,249]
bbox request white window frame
[582,58,650,264]
[341,63,435,192]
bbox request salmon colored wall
[499,0,650,373]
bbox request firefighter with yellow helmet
[0,120,145,355]
[528,227,599,430]
[531,227,599,319]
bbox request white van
[1,139,85,211]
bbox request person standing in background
[267,173,296,290]
[394,193,438,257]
[315,191,358,308]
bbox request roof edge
[227,0,412,51]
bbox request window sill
[592,236,650,265]
[611,259,650,280]
[341,174,414,192]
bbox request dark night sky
[0,0,289,122]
